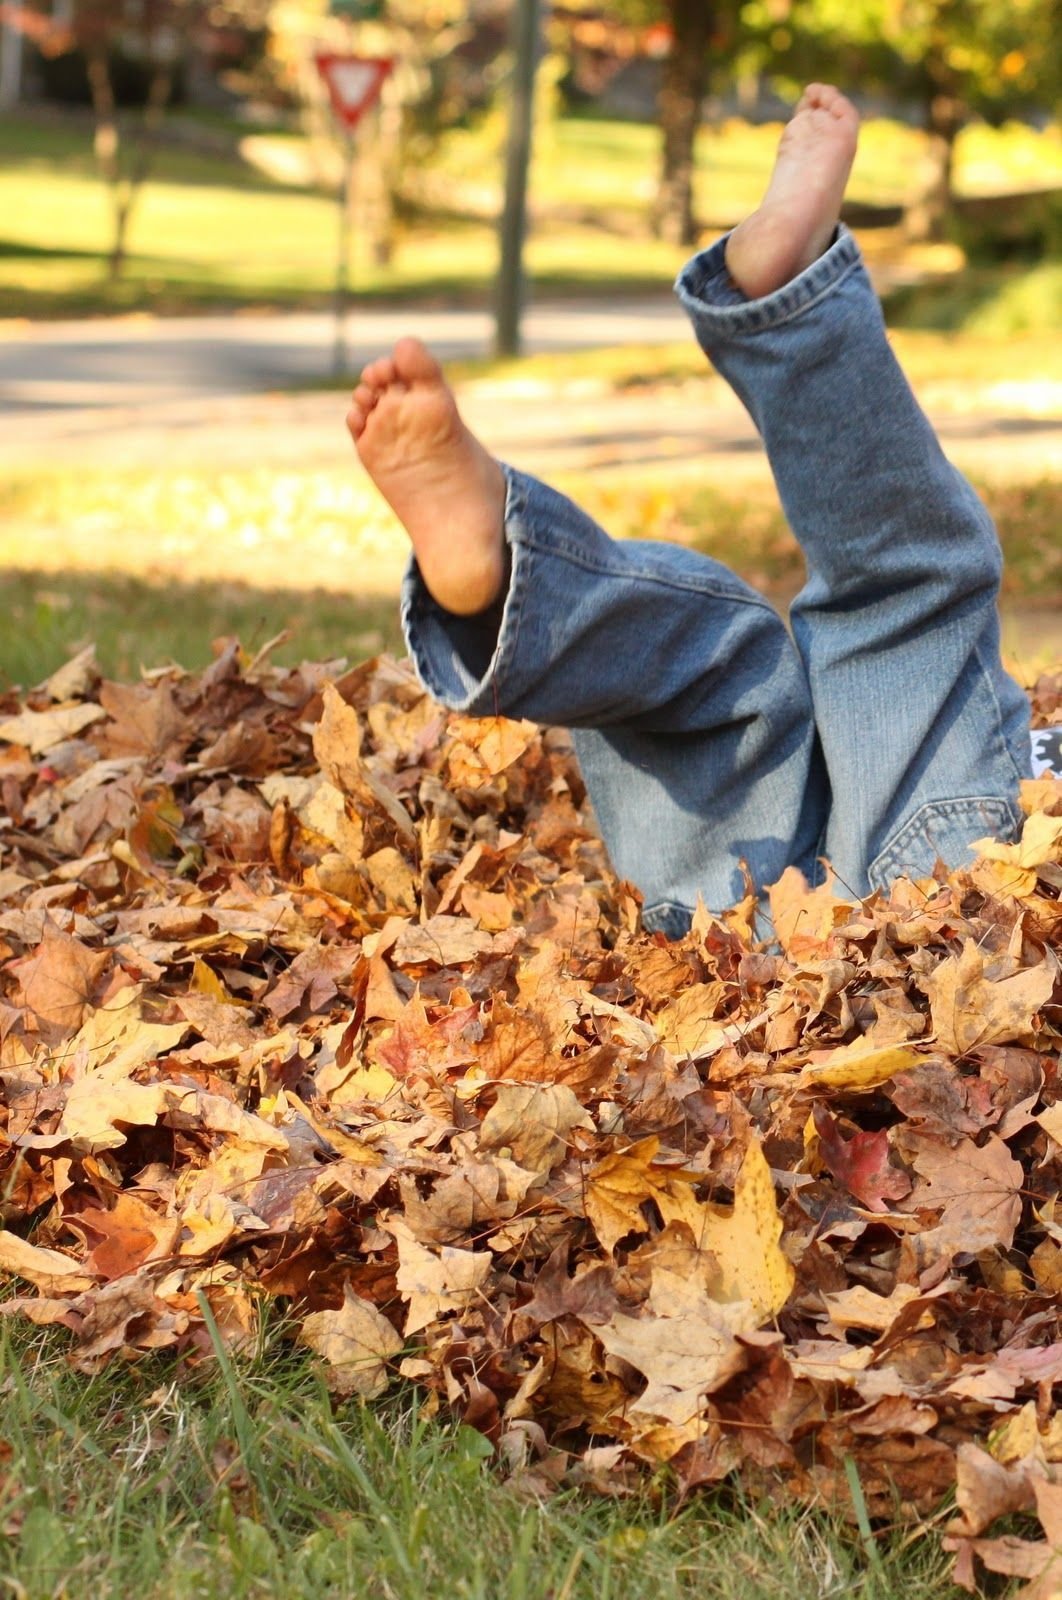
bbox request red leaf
[812,1105,911,1213]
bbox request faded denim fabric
[401,226,1030,937]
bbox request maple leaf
[768,866,854,957]
[812,1106,912,1212]
[478,1083,593,1178]
[903,1131,1023,1261]
[388,1218,493,1337]
[10,918,111,1040]
[594,1289,748,1436]
[921,939,1054,1056]
[691,1137,795,1321]
[56,1078,170,1154]
[299,1288,403,1397]
[0,701,106,754]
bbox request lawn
[0,106,1058,319]
[1,1317,970,1600]
[0,464,1057,688]
[0,102,1058,1600]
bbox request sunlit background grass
[1,108,1059,319]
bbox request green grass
[0,107,1059,319]
[0,570,401,689]
[1,473,1057,689]
[0,1318,971,1600]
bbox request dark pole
[494,0,541,358]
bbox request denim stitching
[868,794,1019,890]
[512,523,777,611]
[675,228,863,338]
[973,635,1032,791]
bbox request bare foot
[725,84,859,301]
[347,337,507,616]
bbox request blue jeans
[401,228,1031,937]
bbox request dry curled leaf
[1,649,1062,1591]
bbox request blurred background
[0,0,1058,687]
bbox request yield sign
[315,53,394,130]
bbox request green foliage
[0,1319,972,1600]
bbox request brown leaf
[388,1218,493,1336]
[478,1083,593,1178]
[11,919,110,1039]
[300,1288,403,1397]
[0,1230,95,1294]
[904,1131,1023,1259]
[922,939,1054,1055]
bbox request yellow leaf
[594,1295,746,1433]
[653,981,727,1058]
[694,1137,794,1321]
[798,1038,923,1091]
[0,1230,95,1295]
[975,811,1062,871]
[58,1078,170,1154]
[768,866,854,957]
[69,989,188,1083]
[479,1082,593,1177]
[0,702,107,754]
[923,939,1054,1056]
[300,1288,403,1398]
[389,1218,493,1336]
[585,1137,681,1254]
[365,847,418,913]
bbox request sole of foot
[725,84,860,302]
[347,336,507,617]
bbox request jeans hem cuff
[400,463,528,712]
[674,224,863,342]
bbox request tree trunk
[904,3,963,245]
[86,43,174,280]
[904,89,961,243]
[651,0,712,246]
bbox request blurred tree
[22,0,269,277]
[650,0,714,243]
[771,0,1061,238]
[270,0,476,266]
[557,1,752,245]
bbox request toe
[393,336,444,385]
[361,356,396,390]
[346,402,367,439]
[353,383,377,412]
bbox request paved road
[0,300,691,412]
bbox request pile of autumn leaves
[3,643,1062,1592]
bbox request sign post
[495,0,541,358]
[314,53,394,376]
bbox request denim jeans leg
[676,227,1030,895]
[402,471,826,935]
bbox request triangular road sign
[315,54,394,130]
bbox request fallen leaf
[300,1287,403,1397]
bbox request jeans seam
[511,527,777,612]
[493,472,530,697]
[868,794,1018,888]
[973,635,1030,792]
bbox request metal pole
[0,0,24,110]
[494,0,541,358]
[333,134,355,377]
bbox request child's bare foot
[725,85,859,301]
[347,337,507,616]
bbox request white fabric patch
[1031,726,1062,779]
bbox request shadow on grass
[0,237,106,261]
[0,569,403,689]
